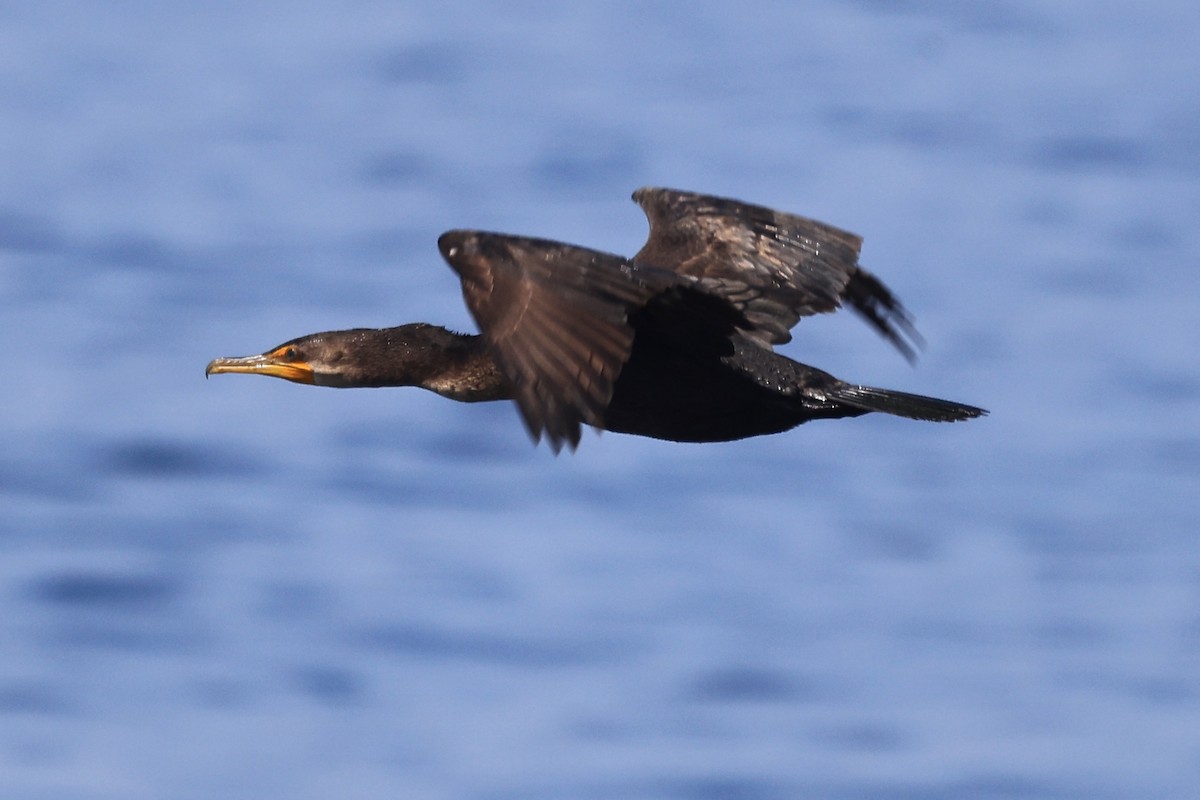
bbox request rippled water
[3,2,1199,798]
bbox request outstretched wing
[632,187,921,361]
[437,230,685,452]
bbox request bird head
[206,324,457,388]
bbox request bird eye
[283,347,299,361]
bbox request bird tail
[825,384,987,422]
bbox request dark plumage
[207,187,986,451]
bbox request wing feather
[632,187,920,360]
[438,230,678,451]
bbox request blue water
[3,2,1199,798]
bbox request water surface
[2,2,1198,798]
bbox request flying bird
[207,187,986,451]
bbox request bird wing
[631,187,921,361]
[438,230,684,452]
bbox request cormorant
[207,187,985,451]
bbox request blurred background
[2,2,1198,798]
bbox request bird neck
[384,326,512,403]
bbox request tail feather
[826,384,987,422]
